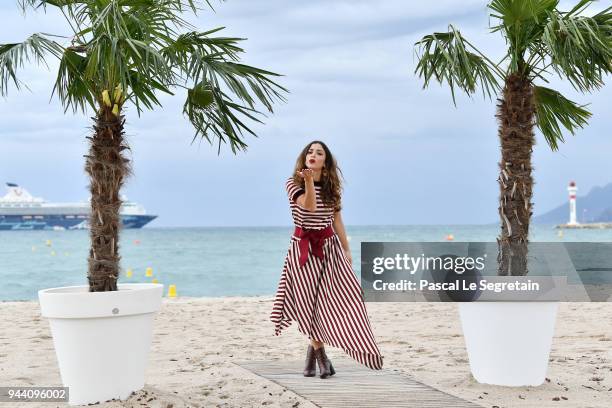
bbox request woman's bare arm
[296,170,317,211]
[333,210,352,264]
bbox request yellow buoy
[50,250,56,256]
[558,230,564,238]
[168,284,177,298]
[152,278,159,284]
[45,240,52,247]
[126,268,133,278]
[145,267,153,277]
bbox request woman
[270,141,384,379]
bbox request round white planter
[458,301,559,386]
[38,283,163,406]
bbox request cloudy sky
[0,0,610,227]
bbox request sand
[1,298,611,408]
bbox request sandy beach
[1,298,611,408]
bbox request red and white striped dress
[270,177,384,370]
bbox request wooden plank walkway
[235,358,481,408]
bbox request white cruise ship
[0,182,157,230]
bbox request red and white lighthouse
[568,181,578,225]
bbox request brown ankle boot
[313,346,335,378]
[303,345,316,377]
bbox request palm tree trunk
[85,103,131,291]
[496,73,534,276]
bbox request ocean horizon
[2,224,612,301]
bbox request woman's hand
[295,169,317,211]
[297,168,314,184]
[344,248,352,266]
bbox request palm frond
[78,0,181,108]
[541,6,612,92]
[183,82,265,153]
[0,33,63,95]
[488,0,559,73]
[199,60,287,112]
[162,29,243,70]
[126,69,174,113]
[565,0,596,18]
[18,0,78,11]
[163,28,287,112]
[533,85,591,150]
[163,27,287,149]
[8,0,287,154]
[52,49,97,113]
[488,0,559,26]
[414,25,502,105]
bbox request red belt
[294,225,335,267]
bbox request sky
[0,0,610,227]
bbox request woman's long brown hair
[292,141,343,212]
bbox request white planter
[38,283,163,406]
[458,301,558,386]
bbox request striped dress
[270,177,384,370]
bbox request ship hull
[0,214,156,230]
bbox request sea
[1,225,612,301]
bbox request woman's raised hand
[297,168,315,183]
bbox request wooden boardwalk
[235,358,481,408]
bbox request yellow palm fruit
[113,85,123,104]
[112,104,119,116]
[102,89,112,107]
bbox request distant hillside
[533,182,612,224]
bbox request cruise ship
[0,182,157,230]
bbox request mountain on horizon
[533,182,612,224]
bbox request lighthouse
[568,181,578,225]
[557,181,612,229]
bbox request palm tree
[1,0,287,291]
[415,0,611,275]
